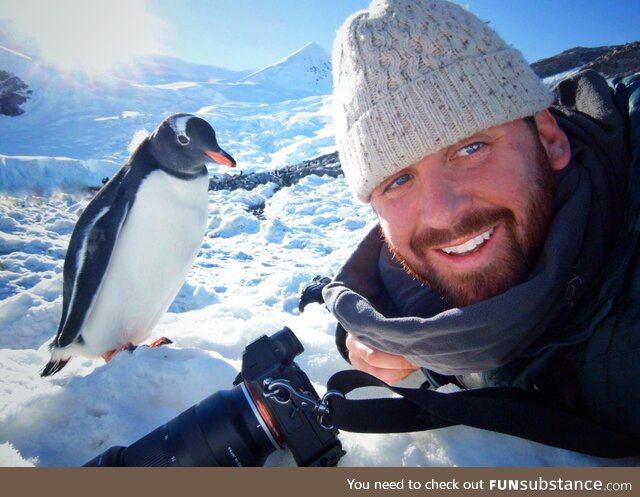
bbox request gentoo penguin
[41,113,236,377]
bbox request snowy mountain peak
[290,42,328,59]
[243,42,332,94]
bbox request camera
[84,327,345,467]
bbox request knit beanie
[332,0,554,202]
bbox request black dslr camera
[84,327,345,467]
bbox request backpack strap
[325,369,640,458]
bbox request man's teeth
[441,227,494,255]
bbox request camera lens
[87,384,280,467]
[84,328,345,468]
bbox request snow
[542,67,584,88]
[0,155,117,192]
[243,43,332,94]
[1,40,639,468]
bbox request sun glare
[0,0,166,74]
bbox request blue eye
[386,173,411,191]
[456,142,483,157]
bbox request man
[323,0,640,435]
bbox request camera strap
[324,369,640,458]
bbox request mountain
[531,42,640,79]
[242,42,332,94]
[581,41,640,78]
[0,40,335,165]
[111,55,254,84]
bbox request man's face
[371,117,566,308]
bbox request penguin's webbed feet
[148,337,173,347]
[102,342,137,362]
[101,338,173,363]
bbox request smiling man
[324,0,640,434]
[372,114,564,309]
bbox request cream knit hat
[332,0,554,202]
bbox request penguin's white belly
[79,171,209,356]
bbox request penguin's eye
[177,135,190,145]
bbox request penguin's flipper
[52,169,134,350]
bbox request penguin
[41,113,236,377]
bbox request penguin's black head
[148,113,236,178]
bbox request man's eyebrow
[453,134,483,145]
[447,131,495,151]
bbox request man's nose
[417,174,471,231]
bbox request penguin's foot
[148,337,173,347]
[102,342,137,362]
[101,338,172,362]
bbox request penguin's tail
[41,359,70,377]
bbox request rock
[531,42,640,79]
[209,151,342,193]
[582,42,640,78]
[0,70,32,116]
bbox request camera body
[84,327,345,467]
[234,327,344,466]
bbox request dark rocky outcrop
[0,70,31,116]
[582,41,640,78]
[209,151,342,192]
[531,42,640,79]
[531,46,611,78]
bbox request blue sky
[150,0,640,70]
[1,0,639,72]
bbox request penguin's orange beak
[205,149,236,168]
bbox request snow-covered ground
[1,39,638,467]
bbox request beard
[384,137,556,308]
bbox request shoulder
[556,230,640,434]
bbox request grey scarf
[323,71,628,375]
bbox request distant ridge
[112,54,254,84]
[531,42,640,79]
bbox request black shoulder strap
[325,370,640,459]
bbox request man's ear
[533,109,571,171]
